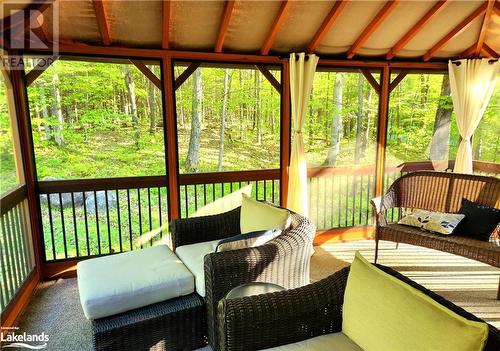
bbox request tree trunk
[354,74,364,164]
[362,87,373,155]
[51,72,64,146]
[325,73,344,166]
[148,78,156,134]
[124,66,140,150]
[185,69,203,172]
[218,69,230,171]
[255,70,262,144]
[429,75,452,168]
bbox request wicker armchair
[217,266,500,351]
[170,206,315,350]
[371,171,500,298]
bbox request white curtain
[286,53,319,216]
[449,59,499,174]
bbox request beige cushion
[175,239,220,297]
[240,194,290,234]
[192,184,252,217]
[399,209,465,235]
[77,245,194,320]
[262,332,362,351]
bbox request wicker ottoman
[92,293,206,351]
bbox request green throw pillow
[240,194,290,234]
[342,252,488,351]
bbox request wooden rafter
[346,0,400,59]
[306,0,349,54]
[483,43,499,57]
[261,0,292,55]
[474,0,495,57]
[92,0,111,46]
[423,2,487,61]
[130,60,161,89]
[389,71,408,92]
[386,0,448,60]
[459,43,477,58]
[162,0,171,49]
[25,57,58,86]
[175,62,201,90]
[360,69,380,94]
[215,1,235,53]
[494,1,500,16]
[256,65,280,92]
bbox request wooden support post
[374,66,390,197]
[161,57,180,220]
[25,56,58,86]
[175,62,201,90]
[256,65,281,92]
[389,71,407,93]
[130,60,162,89]
[360,69,381,94]
[280,60,291,207]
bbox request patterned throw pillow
[398,210,465,235]
[216,229,282,252]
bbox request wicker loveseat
[371,171,500,298]
[170,206,315,350]
[217,265,500,351]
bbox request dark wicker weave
[371,171,500,298]
[170,206,315,350]
[92,293,206,351]
[217,266,500,351]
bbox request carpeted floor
[16,240,500,350]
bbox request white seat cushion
[77,245,194,320]
[262,332,362,351]
[175,239,220,297]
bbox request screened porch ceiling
[2,0,500,61]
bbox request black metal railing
[1,185,35,312]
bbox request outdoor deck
[15,240,500,350]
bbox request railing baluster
[127,189,133,250]
[184,185,189,218]
[157,187,162,238]
[0,232,10,308]
[70,193,79,257]
[13,206,28,277]
[94,191,101,255]
[323,177,327,229]
[194,185,198,212]
[5,212,20,287]
[271,179,275,204]
[0,217,13,304]
[105,191,112,253]
[82,192,90,256]
[20,201,34,268]
[212,184,215,202]
[345,176,349,228]
[263,180,267,201]
[255,181,259,200]
[148,188,153,245]
[47,194,56,260]
[366,175,372,224]
[0,215,16,302]
[116,190,122,252]
[221,183,225,197]
[58,193,68,259]
[203,184,207,206]
[138,188,143,248]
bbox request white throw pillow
[398,209,465,235]
[240,194,290,234]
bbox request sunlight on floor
[311,239,500,328]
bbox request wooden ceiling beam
[175,62,201,90]
[346,0,400,59]
[92,0,111,46]
[389,71,408,92]
[261,0,292,55]
[215,1,235,53]
[162,0,171,49]
[459,43,477,59]
[386,0,448,60]
[474,0,495,57]
[130,60,162,89]
[256,65,281,92]
[306,0,349,54]
[360,69,381,94]
[422,2,487,61]
[482,43,499,57]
